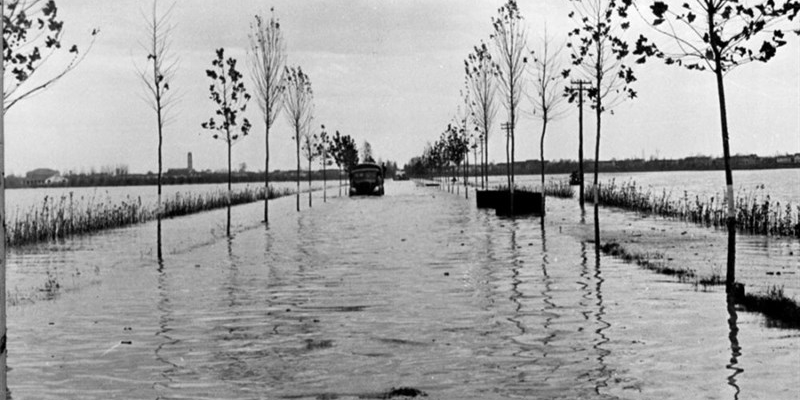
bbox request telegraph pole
[571,80,590,212]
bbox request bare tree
[248,8,286,224]
[200,48,252,236]
[529,27,568,205]
[491,0,528,214]
[465,41,499,190]
[284,66,313,212]
[635,0,800,290]
[302,131,319,207]
[137,0,177,253]
[456,88,471,199]
[3,0,97,112]
[315,125,331,202]
[566,0,638,245]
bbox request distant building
[731,154,759,167]
[166,152,196,176]
[25,168,61,186]
[45,175,68,185]
[684,156,713,167]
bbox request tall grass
[160,186,292,219]
[490,180,575,199]
[587,180,800,238]
[7,185,295,247]
[600,241,697,282]
[544,181,574,199]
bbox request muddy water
[7,182,800,399]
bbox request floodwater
[7,181,800,399]
[488,168,800,205]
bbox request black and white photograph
[1,0,799,398]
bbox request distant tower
[187,152,193,171]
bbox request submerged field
[7,181,800,399]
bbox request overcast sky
[5,0,799,175]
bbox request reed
[7,185,296,247]
[600,241,696,282]
[587,180,800,238]
[160,185,293,219]
[487,181,574,199]
[543,181,574,199]
[8,193,150,246]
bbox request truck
[349,163,385,196]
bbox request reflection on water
[157,218,163,263]
[591,240,611,396]
[726,294,743,400]
[6,182,800,399]
[539,220,556,358]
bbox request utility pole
[571,80,590,212]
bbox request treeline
[6,167,393,189]
[6,162,401,189]
[404,154,800,178]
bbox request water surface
[7,181,800,399]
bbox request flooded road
[7,181,800,399]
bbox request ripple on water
[7,182,800,399]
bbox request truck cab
[349,163,385,196]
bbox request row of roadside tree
[406,0,798,292]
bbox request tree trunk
[296,130,300,212]
[0,7,8,392]
[485,127,489,189]
[714,56,736,290]
[323,154,327,203]
[473,146,478,188]
[227,132,232,237]
[264,123,270,223]
[505,127,511,192]
[156,100,163,262]
[157,107,163,220]
[464,154,468,200]
[482,125,487,189]
[578,83,585,212]
[593,86,601,250]
[540,118,547,212]
[308,157,312,208]
[157,217,162,261]
[510,118,515,216]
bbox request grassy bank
[587,180,800,238]
[599,242,697,283]
[600,241,800,327]
[480,181,575,199]
[7,185,295,247]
